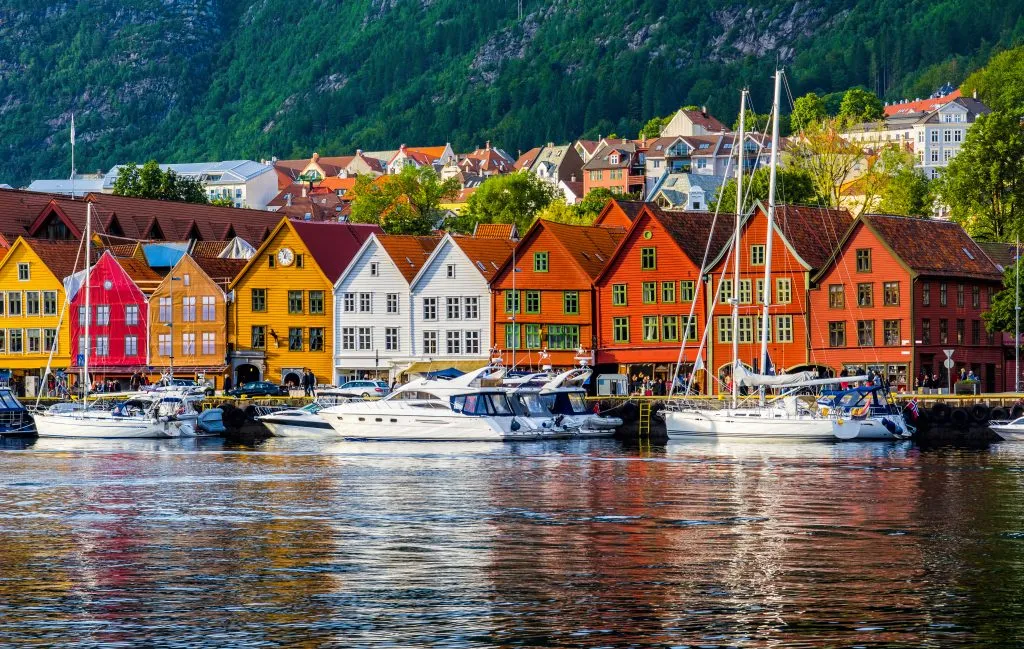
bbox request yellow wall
[149,255,229,373]
[229,223,335,384]
[0,241,72,375]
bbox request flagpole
[1016,235,1020,392]
[70,114,76,200]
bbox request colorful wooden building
[705,204,853,391]
[594,205,731,383]
[810,213,1005,392]
[489,220,623,369]
[228,218,380,387]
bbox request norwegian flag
[907,398,920,421]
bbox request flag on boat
[764,352,775,376]
[693,354,704,372]
[907,398,919,420]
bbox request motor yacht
[256,402,340,438]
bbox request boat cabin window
[389,390,443,402]
[451,393,515,416]
[515,393,549,417]
[0,390,22,409]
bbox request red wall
[70,253,149,375]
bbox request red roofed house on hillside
[884,89,962,116]
[660,108,728,137]
[581,140,646,198]
[810,213,1006,392]
[705,204,853,393]
[594,205,732,387]
[489,220,624,369]
[387,144,457,174]
[473,222,518,240]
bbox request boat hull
[258,413,340,439]
[35,413,179,439]
[665,409,837,441]
[320,409,544,442]
[990,423,1024,441]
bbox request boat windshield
[515,393,550,417]
[539,391,590,415]
[566,392,589,414]
[0,390,23,410]
[301,403,324,414]
[451,392,515,416]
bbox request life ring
[950,408,970,428]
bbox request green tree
[536,199,589,225]
[938,111,1024,241]
[961,45,1024,113]
[710,167,819,213]
[349,165,460,235]
[983,256,1024,334]
[790,92,828,132]
[111,160,210,204]
[787,118,863,207]
[876,148,933,216]
[111,162,142,196]
[210,197,235,208]
[575,188,619,220]
[639,115,670,139]
[732,110,771,133]
[463,172,558,233]
[838,88,884,124]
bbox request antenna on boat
[758,69,783,406]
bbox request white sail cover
[734,364,816,387]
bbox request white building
[27,175,105,197]
[102,160,279,210]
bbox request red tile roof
[0,188,63,245]
[450,236,515,281]
[884,89,961,116]
[862,213,1002,280]
[773,205,854,270]
[535,220,624,279]
[376,235,441,283]
[23,239,85,283]
[116,256,164,293]
[189,240,232,258]
[646,205,733,266]
[192,256,248,287]
[473,223,515,239]
[514,147,542,170]
[290,221,382,283]
[680,109,727,133]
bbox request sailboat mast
[732,90,747,408]
[759,69,783,405]
[83,202,91,408]
[1016,235,1020,391]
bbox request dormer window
[609,153,620,165]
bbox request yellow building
[228,218,380,387]
[0,238,82,396]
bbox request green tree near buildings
[960,45,1024,113]
[536,188,629,226]
[459,172,558,234]
[732,110,771,133]
[983,256,1024,334]
[111,160,208,203]
[838,88,885,124]
[790,92,828,132]
[787,118,863,207]
[938,111,1024,241]
[710,167,819,213]
[875,149,933,216]
[349,165,460,235]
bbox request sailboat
[664,70,867,441]
[34,203,179,439]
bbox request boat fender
[510,418,521,431]
[554,414,565,426]
[1013,404,1024,420]
[931,403,951,421]
[971,404,991,422]
[992,407,1010,421]
[950,408,970,428]
[882,417,897,434]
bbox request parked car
[226,381,288,398]
[337,380,390,398]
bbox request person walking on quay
[222,372,233,395]
[303,369,316,397]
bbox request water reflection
[0,438,1023,645]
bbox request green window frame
[308,290,325,315]
[612,284,627,306]
[288,290,303,314]
[776,315,794,343]
[504,290,520,314]
[640,247,657,270]
[251,325,266,350]
[642,282,657,304]
[563,291,579,315]
[717,316,733,343]
[642,315,659,341]
[738,279,752,304]
[251,288,266,313]
[683,315,697,341]
[548,325,580,350]
[776,278,792,304]
[525,324,541,349]
[662,315,679,341]
[661,281,676,303]
[751,244,766,266]
[505,323,521,349]
[533,251,549,272]
[525,290,541,314]
[680,281,695,302]
[718,279,733,302]
[613,317,630,343]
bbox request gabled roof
[290,220,383,283]
[514,147,542,170]
[643,137,684,159]
[594,199,645,226]
[976,241,1019,272]
[115,255,164,294]
[678,109,727,133]
[191,255,247,287]
[496,220,624,283]
[189,240,232,258]
[582,142,639,170]
[376,235,441,283]
[885,89,961,116]
[449,236,515,281]
[473,222,517,239]
[859,213,1002,280]
[18,238,84,283]
[0,188,63,244]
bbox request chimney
[570,174,576,182]
[485,140,491,150]
[973,88,978,99]
[356,149,363,156]
[399,143,406,151]
[701,105,708,117]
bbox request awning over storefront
[403,359,490,377]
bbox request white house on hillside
[102,160,279,209]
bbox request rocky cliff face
[0,0,1018,185]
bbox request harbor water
[2,438,1024,646]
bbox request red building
[592,199,645,230]
[70,250,162,384]
[810,213,1005,392]
[581,140,646,197]
[594,205,731,383]
[489,220,623,369]
[705,204,853,391]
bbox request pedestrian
[223,373,233,394]
[304,369,315,397]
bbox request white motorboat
[319,366,551,441]
[257,403,340,439]
[35,395,181,439]
[989,418,1024,441]
[536,368,621,437]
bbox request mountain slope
[2,0,1023,185]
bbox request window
[370,262,379,277]
[202,296,216,321]
[640,247,656,270]
[25,292,39,316]
[855,249,871,272]
[43,291,57,316]
[829,321,846,348]
[26,329,39,353]
[972,320,980,345]
[940,282,947,306]
[756,316,771,343]
[156,333,171,356]
[386,293,399,314]
[504,324,520,349]
[931,150,939,163]
[682,315,697,341]
[972,285,980,308]
[736,316,753,343]
[359,293,371,313]
[251,326,265,350]
[613,317,630,343]
[525,290,540,314]
[642,315,659,341]
[883,282,900,306]
[857,320,874,346]
[612,284,627,306]
[662,315,678,341]
[93,335,108,357]
[446,264,456,278]
[178,333,193,356]
[884,320,901,346]
[829,284,845,308]
[251,289,266,312]
[954,129,963,143]
[922,282,930,306]
[201,332,215,355]
[268,254,275,268]
[43,329,56,353]
[533,252,549,272]
[309,328,324,351]
[957,283,964,307]
[939,319,948,344]
[17,263,29,281]
[931,129,939,143]
[661,282,675,303]
[921,319,931,344]
[447,297,461,319]
[182,273,191,287]
[182,296,196,322]
[776,315,793,343]
[563,291,579,315]
[738,279,752,304]
[717,316,733,343]
[548,325,580,350]
[464,296,479,319]
[956,319,965,344]
[8,330,21,353]
[385,327,399,351]
[525,324,541,349]
[680,281,695,302]
[718,279,733,302]
[357,327,371,350]
[751,245,766,266]
[94,304,110,326]
[755,279,764,305]
[423,330,438,354]
[424,297,437,320]
[343,292,355,313]
[341,327,355,350]
[503,290,520,314]
[289,328,303,351]
[944,128,952,143]
[7,292,20,316]
[642,282,657,304]
[775,278,792,304]
[857,283,873,307]
[0,329,6,353]
[464,331,480,355]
